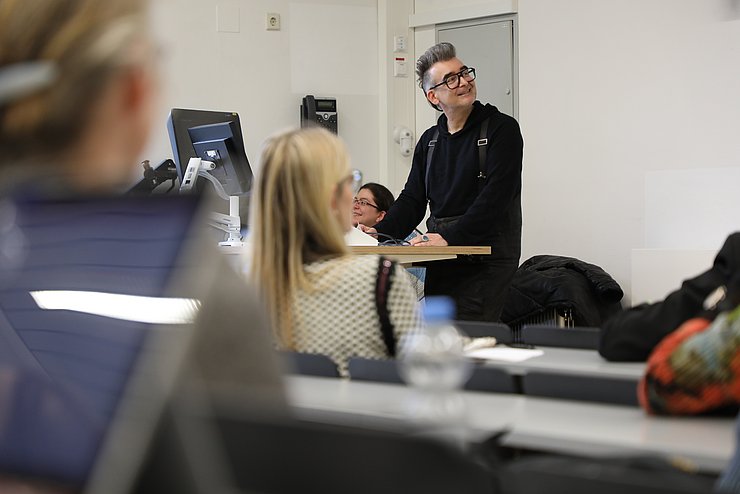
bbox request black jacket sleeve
[599,232,740,361]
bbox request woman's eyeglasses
[353,198,380,210]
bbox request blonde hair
[249,127,351,346]
[0,0,148,165]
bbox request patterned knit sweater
[639,304,740,415]
[287,255,420,377]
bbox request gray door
[437,18,516,117]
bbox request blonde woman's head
[251,127,353,264]
[250,127,353,344]
[0,0,157,191]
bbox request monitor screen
[167,108,253,197]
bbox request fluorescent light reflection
[30,290,201,324]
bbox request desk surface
[350,246,491,255]
[287,376,734,473]
[479,347,645,380]
[350,246,491,265]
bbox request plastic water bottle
[398,296,472,448]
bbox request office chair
[521,324,600,350]
[521,371,638,407]
[348,357,519,394]
[347,357,405,384]
[456,320,514,343]
[216,414,497,494]
[466,366,520,394]
[279,351,340,378]
[500,454,717,494]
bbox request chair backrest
[521,371,638,407]
[348,357,518,394]
[348,357,404,384]
[217,414,496,494]
[455,320,514,343]
[521,325,600,350]
[280,351,339,378]
[465,366,519,394]
[502,454,716,494]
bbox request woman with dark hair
[351,181,428,299]
[352,182,395,227]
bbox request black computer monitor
[166,108,253,197]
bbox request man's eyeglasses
[353,198,380,210]
[429,67,476,91]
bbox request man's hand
[409,233,448,247]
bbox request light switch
[394,35,407,53]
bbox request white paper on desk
[465,347,544,362]
[345,226,379,246]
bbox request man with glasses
[363,42,523,322]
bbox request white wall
[145,0,740,305]
[518,0,740,304]
[378,0,416,194]
[412,0,740,304]
[144,0,379,182]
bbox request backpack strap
[425,128,439,203]
[374,256,397,357]
[477,116,490,193]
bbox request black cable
[373,232,410,246]
[129,159,178,195]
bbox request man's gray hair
[416,42,456,92]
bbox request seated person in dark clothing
[639,273,740,416]
[599,232,740,361]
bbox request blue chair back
[522,371,638,406]
[280,351,339,378]
[521,324,600,350]
[455,320,514,343]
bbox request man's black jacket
[375,101,523,259]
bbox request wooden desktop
[350,245,491,265]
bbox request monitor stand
[180,157,244,251]
[210,196,244,248]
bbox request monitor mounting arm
[179,157,244,248]
[209,196,243,247]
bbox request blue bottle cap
[423,296,456,323]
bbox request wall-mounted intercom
[393,126,414,157]
[300,95,337,134]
